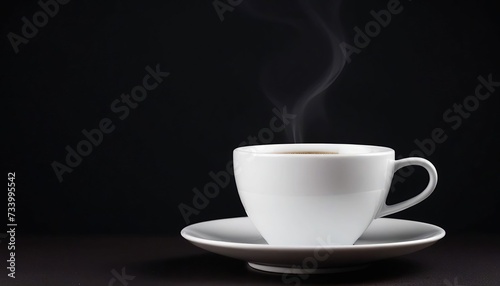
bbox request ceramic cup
[233,143,438,246]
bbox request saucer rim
[180,217,446,250]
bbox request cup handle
[376,157,438,218]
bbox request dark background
[2,0,499,238]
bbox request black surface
[0,233,498,285]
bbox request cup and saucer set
[181,144,445,274]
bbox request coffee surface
[277,151,338,154]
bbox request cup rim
[234,143,394,157]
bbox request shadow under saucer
[130,253,426,285]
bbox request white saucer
[181,217,445,274]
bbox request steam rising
[244,1,346,142]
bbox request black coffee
[277,151,339,154]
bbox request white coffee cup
[233,143,438,246]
